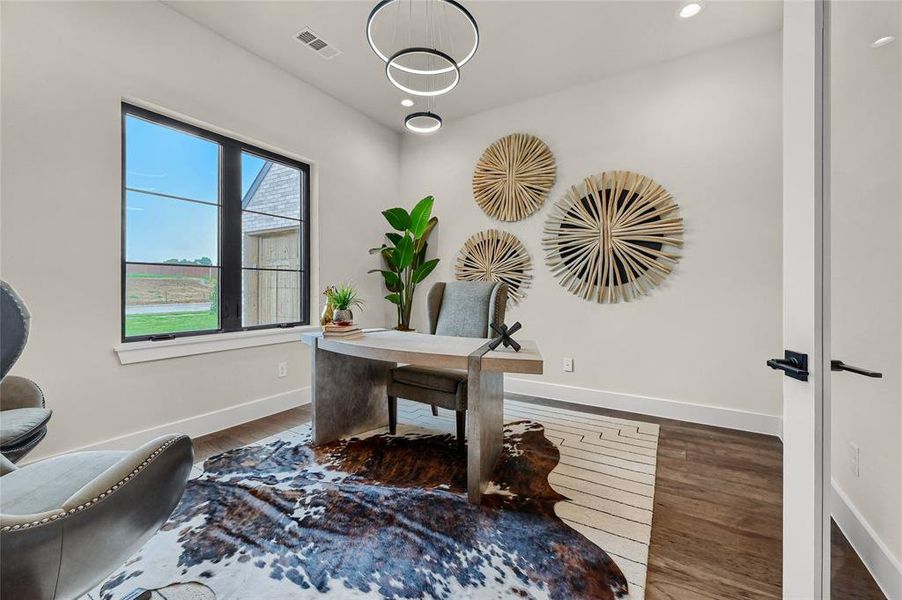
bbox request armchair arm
[62,434,192,511]
[0,508,64,530]
[0,454,17,476]
[0,434,193,600]
[0,376,44,410]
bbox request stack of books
[322,322,363,340]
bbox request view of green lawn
[124,270,219,337]
[125,310,219,337]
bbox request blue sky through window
[126,191,219,264]
[125,115,265,264]
[242,153,267,198]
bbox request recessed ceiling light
[405,112,442,134]
[678,2,704,18]
[871,35,896,48]
[401,98,414,107]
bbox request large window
[122,104,309,341]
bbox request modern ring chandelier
[386,47,460,97]
[366,0,479,133]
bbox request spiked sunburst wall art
[455,229,533,305]
[472,133,556,221]
[542,171,683,303]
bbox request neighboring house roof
[241,162,303,240]
[242,161,272,209]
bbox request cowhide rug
[97,421,630,600]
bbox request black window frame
[121,103,311,342]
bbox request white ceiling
[165,0,782,131]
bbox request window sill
[114,326,320,365]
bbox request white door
[780,2,830,598]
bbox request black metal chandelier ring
[386,47,460,97]
[404,111,443,134]
[366,0,479,75]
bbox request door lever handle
[767,350,809,381]
[831,360,882,378]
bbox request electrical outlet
[278,362,288,378]
[848,442,860,477]
[563,357,574,372]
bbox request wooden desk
[301,329,543,503]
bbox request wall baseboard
[505,377,782,437]
[28,387,311,462]
[832,480,902,599]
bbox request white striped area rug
[396,398,659,600]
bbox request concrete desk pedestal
[302,329,543,504]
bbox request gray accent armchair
[0,434,193,600]
[388,281,508,450]
[0,280,51,462]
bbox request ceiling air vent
[293,27,341,60]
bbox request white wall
[0,1,400,459]
[399,33,783,427]
[829,0,902,582]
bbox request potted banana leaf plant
[368,196,439,331]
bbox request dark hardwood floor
[193,397,885,600]
[831,521,886,600]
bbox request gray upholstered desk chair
[387,281,508,450]
[0,434,193,600]
[0,280,51,462]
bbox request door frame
[781,0,831,597]
[820,1,832,596]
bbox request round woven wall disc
[542,170,683,303]
[455,229,533,305]
[472,133,556,221]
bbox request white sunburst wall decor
[542,170,684,303]
[454,229,533,305]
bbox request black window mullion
[221,142,243,332]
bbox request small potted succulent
[326,283,365,324]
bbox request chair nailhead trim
[0,436,181,532]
